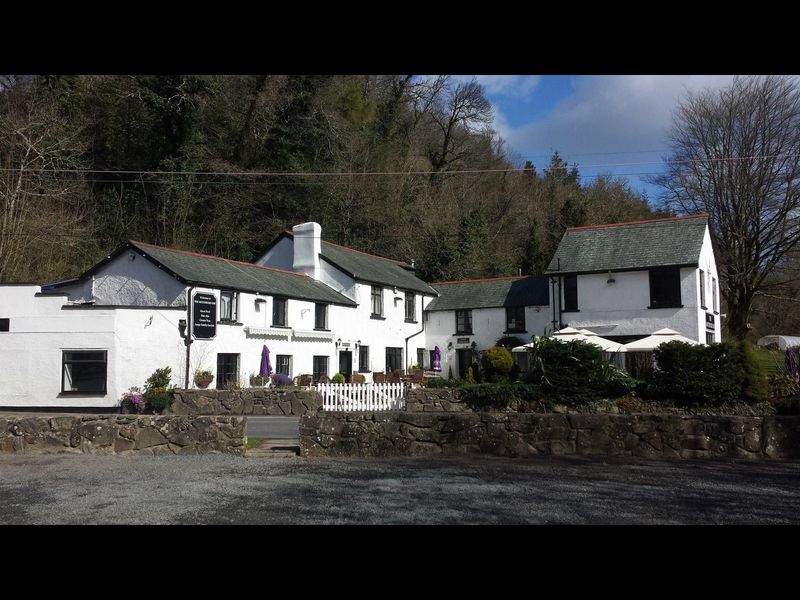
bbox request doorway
[339,351,353,380]
[456,349,471,380]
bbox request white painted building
[0,214,721,408]
[545,214,721,345]
[0,224,435,408]
[422,276,551,379]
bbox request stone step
[246,438,300,458]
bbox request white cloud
[499,75,737,164]
[472,75,542,98]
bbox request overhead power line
[2,152,800,177]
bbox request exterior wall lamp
[178,319,187,339]
[607,272,616,285]
[336,338,342,347]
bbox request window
[371,286,383,317]
[0,318,8,332]
[405,292,416,322]
[313,356,329,382]
[220,290,238,322]
[272,297,288,327]
[455,309,472,334]
[358,346,370,372]
[315,303,328,330]
[62,350,107,394]
[563,275,578,312]
[712,277,718,313]
[216,353,239,389]
[506,306,526,332]
[706,332,715,345]
[649,267,682,308]
[276,355,292,377]
[417,348,425,369]
[699,269,706,309]
[386,347,403,373]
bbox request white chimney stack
[292,222,322,280]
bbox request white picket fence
[317,382,406,411]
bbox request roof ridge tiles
[566,213,708,232]
[128,240,309,278]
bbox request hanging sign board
[192,292,217,339]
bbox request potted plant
[194,367,213,389]
[331,372,346,384]
[249,372,266,387]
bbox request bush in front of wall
[143,366,175,414]
[523,337,608,401]
[481,346,514,383]
[652,341,744,406]
[332,372,346,384]
[741,341,770,403]
[469,361,482,383]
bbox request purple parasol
[433,345,442,373]
[260,344,273,378]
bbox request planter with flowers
[194,368,213,389]
[249,373,267,387]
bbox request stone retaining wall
[171,389,322,416]
[300,411,800,460]
[1,415,246,455]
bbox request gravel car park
[1,453,798,524]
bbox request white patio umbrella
[623,328,700,351]
[552,327,626,353]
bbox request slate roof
[320,241,436,295]
[425,276,550,311]
[130,241,357,306]
[270,231,437,295]
[45,241,357,306]
[546,214,708,275]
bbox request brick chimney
[292,222,322,280]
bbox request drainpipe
[405,301,426,372]
[184,285,195,389]
[550,277,557,334]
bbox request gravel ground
[1,454,798,524]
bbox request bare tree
[654,75,800,340]
[427,78,494,175]
[0,78,89,282]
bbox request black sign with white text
[192,293,217,339]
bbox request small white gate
[317,382,406,411]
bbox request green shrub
[145,367,172,391]
[652,341,744,406]
[470,361,482,383]
[144,367,175,413]
[332,372,346,384]
[459,383,550,411]
[741,341,770,403]
[523,337,610,402]
[481,346,514,383]
[465,367,475,384]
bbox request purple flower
[131,393,144,413]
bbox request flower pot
[249,376,265,387]
[195,375,213,389]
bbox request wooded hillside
[0,75,662,286]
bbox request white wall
[424,304,551,378]
[696,227,722,343]
[559,224,721,344]
[0,285,185,407]
[256,236,294,271]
